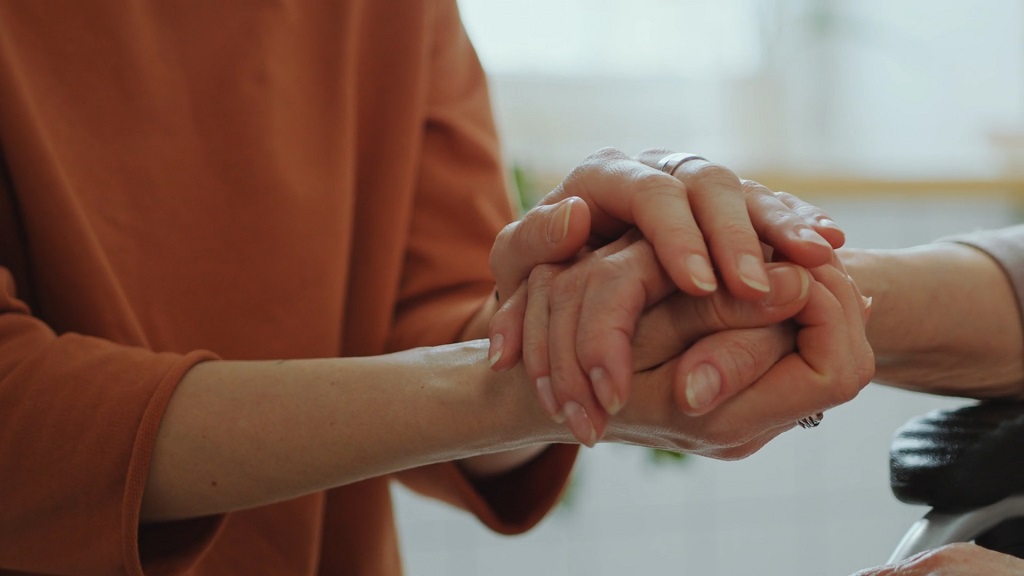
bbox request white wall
[481,0,1024,179]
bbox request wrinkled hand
[851,544,1024,576]
[490,148,842,308]
[604,257,873,457]
[488,148,847,444]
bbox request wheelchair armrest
[890,401,1024,512]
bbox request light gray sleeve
[937,224,1024,334]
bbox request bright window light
[457,0,769,78]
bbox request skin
[142,259,853,521]
[851,543,1024,575]
[488,149,844,444]
[496,183,1024,446]
[841,243,1024,398]
[141,148,855,522]
[495,182,1024,574]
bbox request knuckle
[740,179,774,197]
[638,146,673,159]
[549,268,585,306]
[690,162,741,188]
[773,190,799,205]
[528,263,559,292]
[586,146,628,165]
[634,168,684,196]
[591,257,630,285]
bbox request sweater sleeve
[938,224,1024,340]
[0,268,222,576]
[388,0,577,535]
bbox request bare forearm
[841,244,1024,397]
[141,340,563,523]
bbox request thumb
[489,196,591,303]
[673,324,794,416]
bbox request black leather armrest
[890,401,1024,512]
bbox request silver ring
[797,412,824,429]
[656,152,708,176]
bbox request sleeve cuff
[397,444,579,535]
[937,224,1024,340]
[122,350,225,576]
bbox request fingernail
[547,198,574,243]
[765,266,809,307]
[686,254,717,292]
[590,367,621,415]
[738,254,770,293]
[797,227,832,249]
[563,401,597,447]
[818,217,840,229]
[863,295,873,322]
[536,377,565,423]
[488,333,504,368]
[686,363,721,410]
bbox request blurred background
[394,1,1024,574]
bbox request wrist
[430,340,572,451]
[840,242,1024,395]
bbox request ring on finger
[656,152,708,177]
[797,412,824,429]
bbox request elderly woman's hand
[488,148,846,444]
[850,543,1024,576]
[603,254,874,454]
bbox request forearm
[141,339,564,523]
[841,243,1024,397]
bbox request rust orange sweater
[0,2,576,574]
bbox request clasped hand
[487,148,874,455]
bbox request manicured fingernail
[738,254,770,293]
[563,401,597,447]
[686,363,721,410]
[590,367,621,415]
[765,266,809,307]
[686,254,717,292]
[488,333,504,368]
[536,377,565,423]
[547,198,574,243]
[797,227,832,249]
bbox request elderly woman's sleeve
[388,0,577,534]
[939,224,1024,332]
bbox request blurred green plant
[510,162,538,215]
[648,448,688,464]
